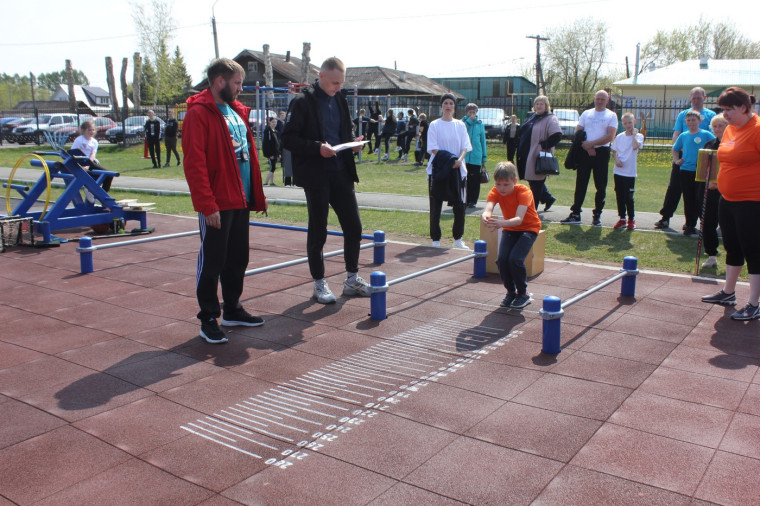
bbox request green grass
[3,140,738,279]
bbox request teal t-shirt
[673,129,715,172]
[217,104,251,202]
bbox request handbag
[535,151,559,176]
[480,166,489,184]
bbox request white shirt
[611,131,644,177]
[425,118,472,178]
[71,135,98,160]
[578,108,618,147]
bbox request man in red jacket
[182,58,268,344]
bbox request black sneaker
[654,218,669,229]
[200,319,228,344]
[701,290,737,306]
[510,293,531,309]
[500,293,517,307]
[731,303,760,321]
[543,196,556,212]
[683,226,697,236]
[221,308,265,327]
[592,215,602,227]
[560,213,581,225]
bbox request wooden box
[479,221,545,277]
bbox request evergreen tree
[170,46,192,104]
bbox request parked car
[51,117,117,143]
[106,115,164,145]
[553,109,580,138]
[248,109,277,137]
[12,113,79,144]
[2,118,34,142]
[475,108,506,139]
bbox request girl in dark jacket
[380,109,396,161]
[263,117,282,186]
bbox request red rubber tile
[550,350,657,389]
[683,321,760,359]
[222,450,395,504]
[106,351,222,393]
[579,330,677,365]
[369,482,466,505]
[289,329,384,360]
[719,412,760,460]
[625,297,711,324]
[609,391,733,447]
[34,457,212,505]
[404,436,563,504]
[125,320,209,350]
[73,395,204,456]
[466,402,602,462]
[639,367,748,410]
[55,337,161,371]
[321,412,458,479]
[604,313,693,343]
[696,451,760,504]
[533,464,691,505]
[512,373,632,420]
[0,398,66,450]
[0,341,45,369]
[99,311,179,337]
[438,359,544,401]
[389,381,505,433]
[175,334,284,369]
[662,345,758,382]
[571,423,713,495]
[0,356,93,398]
[739,384,760,416]
[0,426,130,504]
[160,370,273,416]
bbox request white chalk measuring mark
[182,319,517,470]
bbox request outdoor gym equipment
[539,256,639,354]
[369,240,488,320]
[77,222,386,274]
[4,147,149,245]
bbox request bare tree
[543,18,609,97]
[105,57,120,121]
[132,52,142,110]
[300,42,311,84]
[120,58,130,120]
[65,60,76,113]
[263,44,274,100]
[132,0,175,105]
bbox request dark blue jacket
[431,149,465,205]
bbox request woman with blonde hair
[516,95,561,211]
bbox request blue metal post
[540,295,563,354]
[79,236,93,274]
[473,240,487,278]
[621,256,638,297]
[370,271,387,321]
[373,230,386,265]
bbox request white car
[12,113,78,144]
[553,109,580,139]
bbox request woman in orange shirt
[701,87,760,320]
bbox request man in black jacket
[282,57,370,304]
[144,110,162,168]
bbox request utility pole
[211,1,220,59]
[526,35,549,96]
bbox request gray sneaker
[701,290,736,306]
[313,280,336,304]
[731,303,760,321]
[560,213,581,225]
[510,293,531,309]
[343,276,371,297]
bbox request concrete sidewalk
[1,166,688,232]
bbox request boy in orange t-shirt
[482,162,542,309]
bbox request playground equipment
[3,139,150,245]
[77,222,385,274]
[539,257,639,354]
[368,240,488,320]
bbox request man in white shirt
[561,90,618,226]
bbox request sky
[2,0,757,89]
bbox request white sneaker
[374,148,380,154]
[395,146,402,152]
[381,154,389,161]
[702,256,718,269]
[452,238,469,250]
[83,187,95,204]
[313,280,336,304]
[402,154,408,162]
[343,275,371,297]
[431,240,441,247]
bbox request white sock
[346,272,357,283]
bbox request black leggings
[718,198,760,274]
[428,175,465,241]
